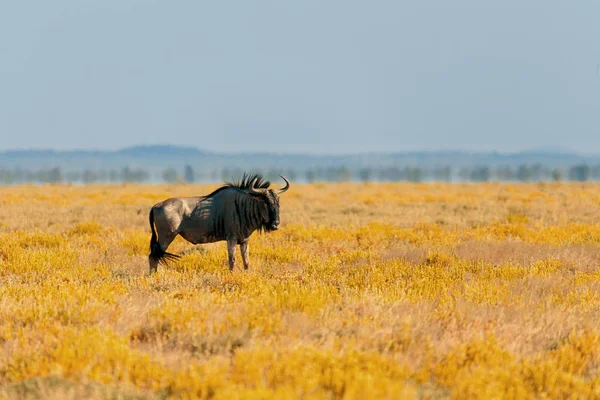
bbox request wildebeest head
[247,175,290,231]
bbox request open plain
[2,182,600,399]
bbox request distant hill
[116,145,209,158]
[0,145,597,169]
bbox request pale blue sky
[1,1,599,154]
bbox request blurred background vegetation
[1,145,600,184]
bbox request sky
[0,1,599,154]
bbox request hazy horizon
[0,143,593,157]
[1,1,599,154]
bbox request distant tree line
[0,167,150,184]
[2,164,600,185]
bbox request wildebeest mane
[225,173,270,191]
[201,173,271,199]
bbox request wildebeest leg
[240,239,250,270]
[149,258,159,275]
[227,238,236,271]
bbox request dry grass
[2,182,600,399]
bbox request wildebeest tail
[149,207,180,266]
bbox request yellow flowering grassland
[2,182,600,399]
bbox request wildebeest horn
[277,175,290,194]
[248,177,268,195]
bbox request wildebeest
[148,173,290,274]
